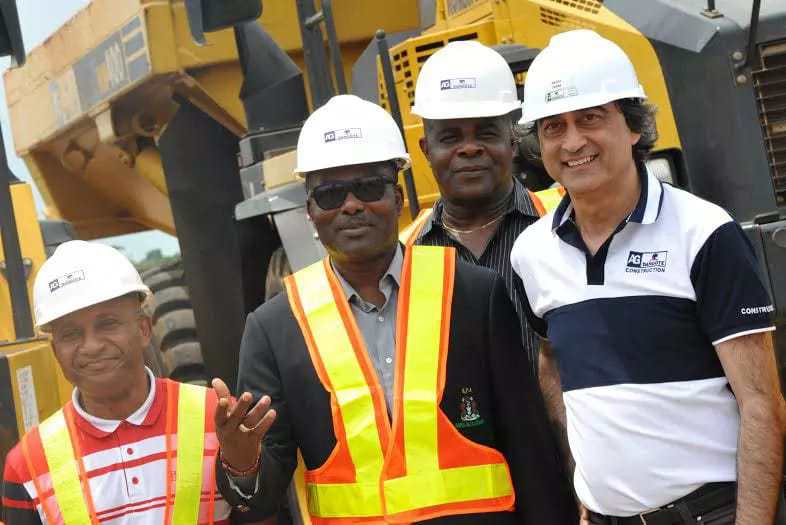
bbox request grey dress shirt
[331,245,403,412]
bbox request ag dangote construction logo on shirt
[440,78,477,90]
[324,128,363,143]
[48,270,86,292]
[626,251,668,273]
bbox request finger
[225,391,254,428]
[211,378,235,428]
[250,408,277,437]
[241,396,272,428]
[211,378,231,400]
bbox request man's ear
[139,315,153,346]
[418,136,430,161]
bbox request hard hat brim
[294,154,412,178]
[520,87,647,124]
[412,100,522,121]
[36,284,152,332]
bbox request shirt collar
[71,367,157,434]
[551,165,664,231]
[331,244,403,307]
[423,178,539,238]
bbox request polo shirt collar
[72,367,161,437]
[551,166,664,232]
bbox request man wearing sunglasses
[213,94,577,524]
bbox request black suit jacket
[218,258,577,524]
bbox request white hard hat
[33,240,151,330]
[294,94,410,175]
[411,41,521,120]
[520,30,646,124]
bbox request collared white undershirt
[71,367,156,432]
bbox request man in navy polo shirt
[511,30,785,524]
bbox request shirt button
[385,357,393,364]
[126,447,133,455]
[131,476,139,485]
[378,316,385,322]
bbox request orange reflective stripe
[20,432,58,525]
[528,190,547,217]
[62,406,99,524]
[534,186,567,214]
[399,208,433,246]
[36,406,99,525]
[164,381,176,525]
[381,248,513,522]
[284,260,390,519]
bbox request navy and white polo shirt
[510,169,774,516]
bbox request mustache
[453,164,491,172]
[336,218,374,230]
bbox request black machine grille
[753,39,786,206]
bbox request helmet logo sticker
[324,128,363,143]
[48,270,85,293]
[545,79,578,102]
[440,78,477,91]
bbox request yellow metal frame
[0,338,72,437]
[0,183,47,343]
[3,0,419,240]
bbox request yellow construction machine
[0,1,74,506]
[2,0,786,521]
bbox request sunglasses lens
[352,177,387,202]
[312,185,349,210]
[310,176,391,210]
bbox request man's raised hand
[212,377,277,474]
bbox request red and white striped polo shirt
[2,369,230,524]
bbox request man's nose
[339,191,365,214]
[561,123,588,153]
[80,329,106,354]
[456,138,483,157]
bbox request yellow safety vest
[284,245,514,524]
[21,381,212,525]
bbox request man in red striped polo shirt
[1,241,238,524]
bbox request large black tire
[142,258,208,384]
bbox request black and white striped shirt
[414,179,541,374]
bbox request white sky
[0,0,179,261]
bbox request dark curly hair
[521,98,658,166]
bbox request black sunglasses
[309,175,396,210]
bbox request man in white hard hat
[213,94,577,524]
[510,29,786,525]
[1,240,233,524]
[403,40,546,378]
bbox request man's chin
[73,360,126,383]
[329,239,397,263]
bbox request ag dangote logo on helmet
[545,79,578,102]
[440,78,477,91]
[48,270,86,293]
[324,128,363,143]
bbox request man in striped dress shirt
[408,41,543,375]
